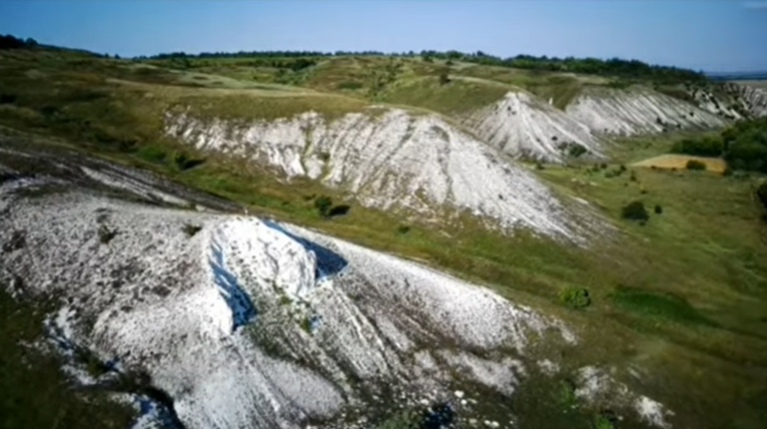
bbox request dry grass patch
[632,154,727,173]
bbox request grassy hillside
[2,44,767,428]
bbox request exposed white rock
[166,108,585,241]
[567,86,727,136]
[463,91,603,162]
[636,395,675,429]
[0,179,574,429]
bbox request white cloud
[743,1,767,8]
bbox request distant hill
[706,71,767,81]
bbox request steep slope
[462,91,603,162]
[166,107,590,241]
[0,144,672,429]
[566,86,727,136]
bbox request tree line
[0,34,38,50]
[145,49,706,83]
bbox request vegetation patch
[610,286,715,327]
[558,287,591,309]
[182,223,202,237]
[620,201,649,222]
[685,159,707,171]
[0,289,135,428]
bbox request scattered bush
[654,204,663,214]
[182,223,202,237]
[396,225,411,235]
[558,287,591,309]
[621,201,649,222]
[314,196,333,218]
[98,225,118,244]
[685,160,707,171]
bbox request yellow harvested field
[632,154,727,173]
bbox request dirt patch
[632,154,727,173]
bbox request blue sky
[1,0,765,72]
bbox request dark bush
[314,196,332,218]
[558,287,591,309]
[654,204,663,214]
[98,225,118,244]
[396,225,411,235]
[757,181,767,211]
[671,137,724,157]
[686,160,707,171]
[438,70,450,85]
[182,224,202,237]
[328,205,350,217]
[0,94,16,104]
[621,201,649,222]
[173,152,205,170]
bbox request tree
[621,201,649,222]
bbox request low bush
[671,137,723,157]
[654,204,663,215]
[558,287,591,309]
[314,196,332,218]
[182,223,202,237]
[686,160,706,171]
[621,201,649,222]
[758,181,767,211]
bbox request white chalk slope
[567,86,727,136]
[463,91,603,162]
[0,145,674,429]
[166,108,583,240]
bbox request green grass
[379,75,508,114]
[610,286,716,327]
[0,290,135,429]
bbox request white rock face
[166,108,582,241]
[0,144,672,429]
[728,83,767,117]
[0,188,572,429]
[567,87,727,136]
[463,91,603,162]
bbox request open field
[632,154,728,173]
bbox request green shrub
[314,195,333,218]
[654,204,663,214]
[593,411,617,429]
[686,160,706,170]
[621,201,649,222]
[671,137,723,157]
[397,225,411,235]
[337,81,363,90]
[558,287,591,309]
